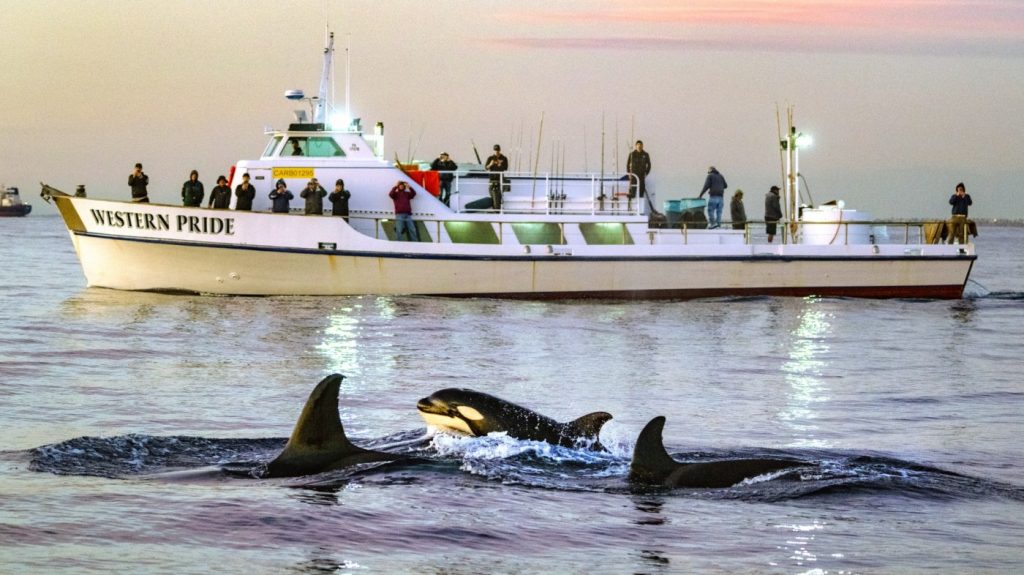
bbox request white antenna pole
[314,32,334,125]
[345,34,351,127]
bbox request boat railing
[445,171,641,216]
[347,212,970,247]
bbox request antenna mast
[314,32,335,125]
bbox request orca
[416,388,612,450]
[264,374,403,478]
[629,416,806,488]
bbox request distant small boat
[0,186,31,217]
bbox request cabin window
[444,221,499,244]
[263,136,282,157]
[511,223,565,245]
[283,137,345,158]
[580,223,634,245]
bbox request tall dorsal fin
[566,412,613,438]
[629,416,681,485]
[265,374,364,477]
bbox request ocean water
[1,215,1023,574]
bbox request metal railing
[345,213,969,247]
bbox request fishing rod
[470,139,482,164]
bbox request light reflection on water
[780,303,833,448]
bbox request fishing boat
[1,186,31,217]
[41,35,975,299]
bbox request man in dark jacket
[128,163,149,203]
[485,145,508,210]
[269,179,293,213]
[626,140,651,199]
[430,152,457,207]
[300,178,327,215]
[181,170,204,207]
[765,185,783,243]
[730,189,747,230]
[948,182,973,244]
[234,173,255,211]
[208,175,231,209]
[328,179,351,219]
[699,166,728,229]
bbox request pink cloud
[496,1,1024,54]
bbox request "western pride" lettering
[90,209,171,231]
[174,215,235,235]
[89,209,235,236]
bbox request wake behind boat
[41,34,975,299]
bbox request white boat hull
[53,194,974,299]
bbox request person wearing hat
[328,178,351,220]
[430,152,458,207]
[128,162,149,203]
[485,144,508,210]
[626,140,651,199]
[301,177,327,215]
[208,175,232,209]
[234,173,255,211]
[269,179,294,213]
[181,169,204,207]
[730,189,747,231]
[765,185,783,243]
[699,166,728,229]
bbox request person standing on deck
[626,140,652,199]
[208,176,231,209]
[329,179,351,220]
[730,189,747,230]
[948,182,973,244]
[181,170,204,207]
[389,180,419,241]
[764,185,783,243]
[485,145,508,210]
[431,152,457,207]
[699,166,728,229]
[128,163,149,203]
[269,179,293,213]
[234,173,255,211]
[301,178,327,215]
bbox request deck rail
[346,213,971,247]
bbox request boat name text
[89,209,235,236]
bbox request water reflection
[779,301,832,448]
[631,496,667,526]
[317,303,366,376]
[774,519,828,570]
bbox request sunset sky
[2,0,1021,218]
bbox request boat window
[263,136,283,157]
[511,223,565,245]
[283,136,345,158]
[580,223,634,245]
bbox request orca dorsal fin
[265,374,364,477]
[629,416,681,485]
[567,412,614,438]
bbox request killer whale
[264,374,403,478]
[629,416,806,488]
[416,388,612,450]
